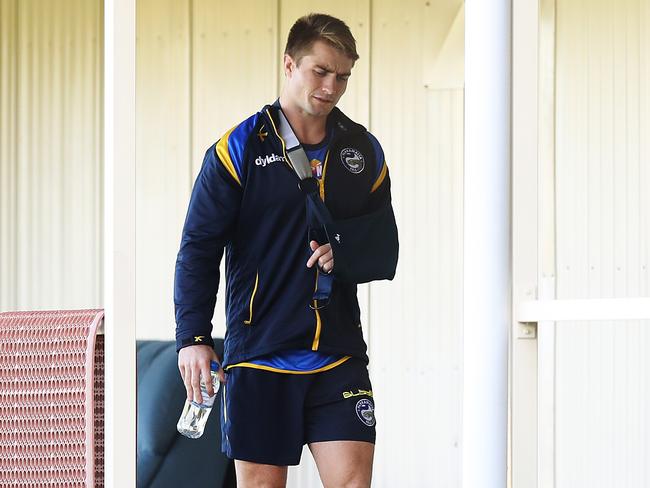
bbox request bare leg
[309,440,374,488]
[234,460,288,488]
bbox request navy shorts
[220,357,376,466]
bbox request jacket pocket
[243,271,259,325]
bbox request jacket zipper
[243,271,259,325]
[312,153,328,350]
[319,151,330,201]
[311,269,322,350]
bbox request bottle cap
[210,360,220,371]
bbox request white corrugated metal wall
[369,2,464,486]
[1,0,463,485]
[553,0,650,486]
[3,0,650,486]
[0,0,103,312]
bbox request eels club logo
[355,398,376,427]
[340,148,365,174]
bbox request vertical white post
[537,278,556,488]
[463,1,511,487]
[104,0,136,486]
[537,0,557,485]
[511,0,541,486]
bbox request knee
[344,483,370,488]
[327,478,371,488]
[234,461,287,488]
[254,482,285,488]
[238,478,285,488]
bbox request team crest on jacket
[355,399,376,427]
[340,148,365,174]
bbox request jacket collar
[264,100,366,141]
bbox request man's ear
[283,54,295,78]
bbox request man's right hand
[178,344,226,404]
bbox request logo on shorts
[340,148,365,174]
[355,399,376,427]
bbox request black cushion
[136,339,235,488]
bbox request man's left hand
[307,240,334,274]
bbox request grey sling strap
[276,109,314,181]
[274,107,332,223]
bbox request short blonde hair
[285,13,359,63]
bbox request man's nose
[321,75,336,94]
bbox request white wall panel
[136,0,192,342]
[554,0,650,486]
[369,1,463,486]
[192,0,279,172]
[191,0,279,340]
[135,0,279,341]
[0,0,19,309]
[0,0,103,312]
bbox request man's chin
[306,102,335,117]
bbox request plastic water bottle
[177,360,221,439]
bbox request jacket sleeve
[324,156,399,284]
[174,144,242,352]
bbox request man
[175,13,398,488]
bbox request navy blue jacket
[174,103,398,367]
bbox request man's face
[283,40,355,118]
